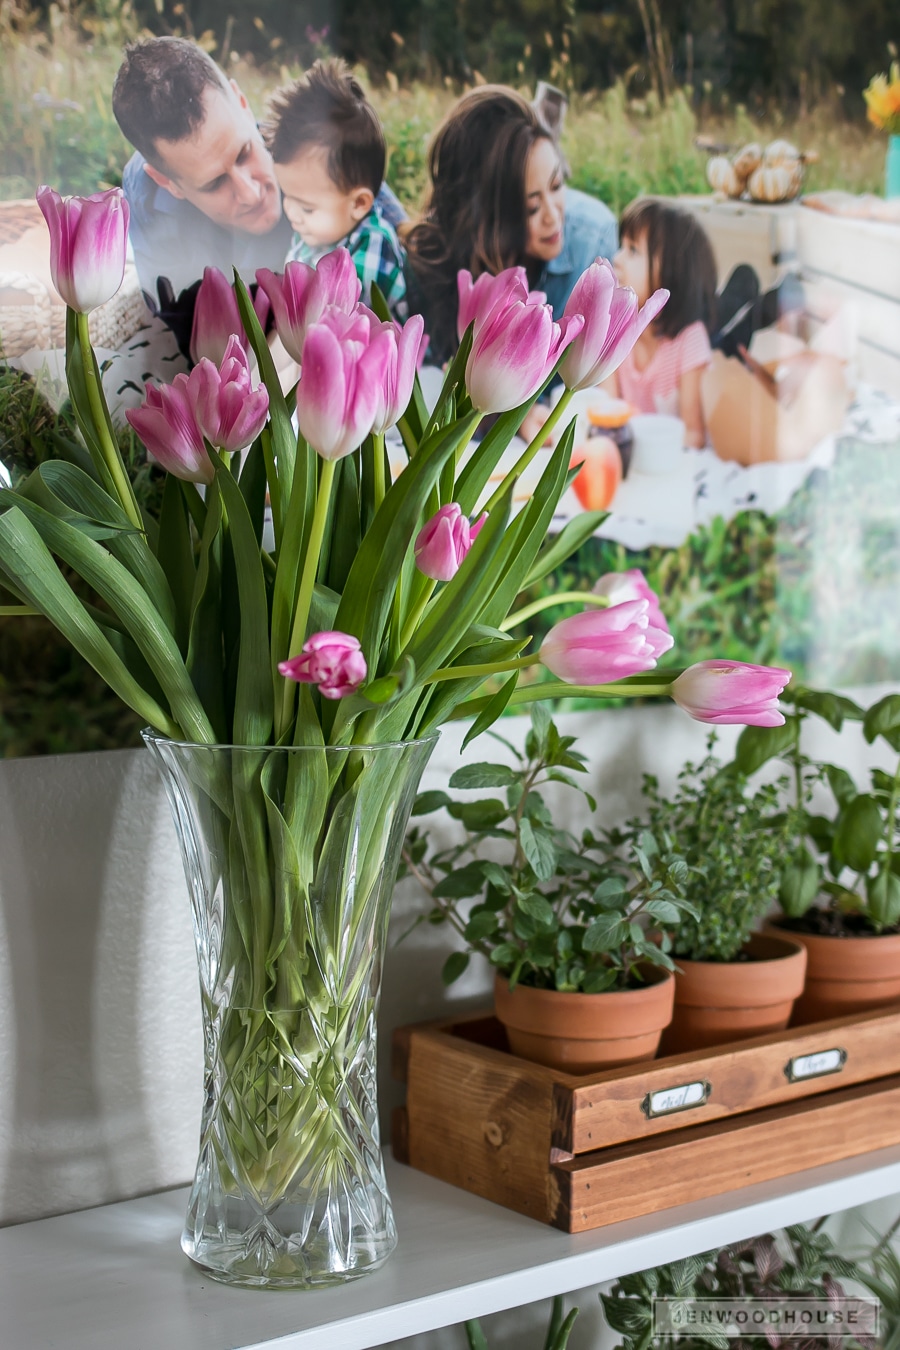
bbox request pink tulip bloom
[296,309,391,461]
[414,503,487,581]
[370,314,427,435]
[278,631,367,700]
[189,267,270,365]
[256,248,361,364]
[540,599,674,685]
[592,568,668,634]
[189,335,270,454]
[670,661,792,727]
[126,378,213,485]
[36,185,129,314]
[456,267,546,342]
[465,298,583,415]
[559,258,670,392]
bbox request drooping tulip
[559,258,669,392]
[190,335,270,453]
[592,568,668,635]
[465,298,583,415]
[256,248,361,364]
[125,379,212,484]
[370,314,427,435]
[540,599,673,685]
[296,308,391,461]
[670,661,792,727]
[456,267,546,342]
[36,185,130,314]
[414,503,487,581]
[278,631,367,700]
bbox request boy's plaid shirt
[286,207,408,321]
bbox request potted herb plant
[601,1222,876,1350]
[734,687,900,1022]
[402,705,697,1071]
[620,738,806,1052]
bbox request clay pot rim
[673,931,806,971]
[494,965,675,1039]
[770,915,900,948]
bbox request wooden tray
[391,1005,900,1233]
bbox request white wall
[0,697,897,1347]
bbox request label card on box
[784,1048,847,1082]
[641,1080,710,1118]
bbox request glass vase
[887,135,900,199]
[143,730,436,1289]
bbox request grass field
[0,9,887,207]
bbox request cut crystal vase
[144,731,436,1288]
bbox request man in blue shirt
[112,38,402,306]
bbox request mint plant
[400,706,696,992]
[733,688,900,933]
[617,737,793,962]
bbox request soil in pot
[660,932,807,1054]
[772,912,900,1024]
[493,966,675,1073]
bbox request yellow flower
[864,62,900,134]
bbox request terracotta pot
[661,932,807,1053]
[493,966,675,1072]
[769,920,900,1024]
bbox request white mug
[628,414,685,475]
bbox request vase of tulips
[0,183,792,1287]
[863,62,900,197]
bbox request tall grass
[0,8,886,206]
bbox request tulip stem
[278,457,337,734]
[448,677,678,717]
[428,654,535,683]
[481,388,575,516]
[399,580,436,652]
[373,432,387,510]
[501,591,610,631]
[75,311,143,532]
[0,605,39,616]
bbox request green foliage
[620,738,793,962]
[601,1224,873,1350]
[731,686,900,933]
[400,706,696,991]
[465,1294,578,1350]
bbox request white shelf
[5,1147,900,1350]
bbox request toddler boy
[265,59,407,319]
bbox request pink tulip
[189,267,270,365]
[189,335,270,453]
[36,185,129,314]
[670,661,792,727]
[126,379,212,485]
[540,599,674,684]
[592,569,668,635]
[456,267,546,342]
[414,503,487,581]
[465,299,583,415]
[256,248,361,364]
[296,308,391,461]
[278,631,367,700]
[370,314,427,435]
[559,258,670,392]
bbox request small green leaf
[733,720,797,775]
[583,913,626,952]
[825,763,858,808]
[794,688,864,730]
[516,890,555,924]
[832,793,883,874]
[433,861,487,899]
[864,694,900,749]
[519,817,557,880]
[867,870,900,929]
[449,762,516,789]
[441,951,470,985]
[646,898,680,925]
[412,790,451,815]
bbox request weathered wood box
[391,1006,900,1233]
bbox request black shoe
[713,264,761,357]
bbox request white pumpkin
[707,154,742,198]
[747,161,803,203]
[762,138,802,168]
[732,142,763,184]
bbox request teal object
[887,135,900,198]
